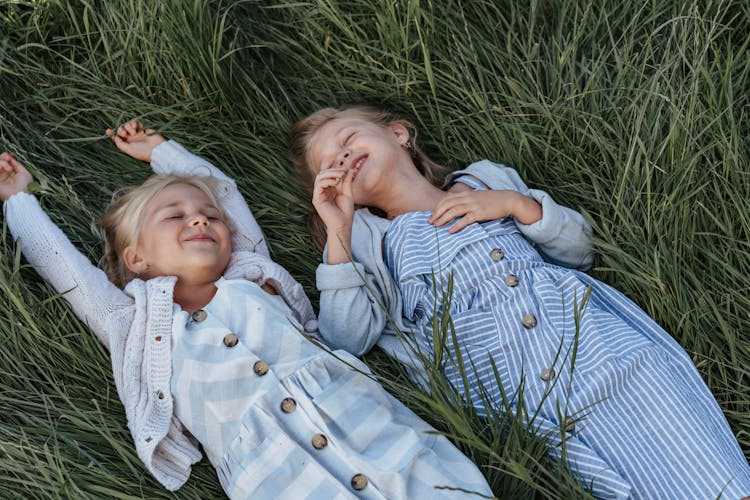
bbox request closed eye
[343,131,355,145]
[204,208,223,221]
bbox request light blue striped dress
[170,277,492,499]
[383,177,750,499]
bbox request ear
[388,122,410,147]
[122,245,148,274]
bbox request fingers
[448,214,476,234]
[430,193,467,226]
[124,119,141,136]
[0,152,28,174]
[311,168,355,225]
[314,169,347,194]
[106,119,146,143]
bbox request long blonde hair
[290,104,448,250]
[99,175,225,288]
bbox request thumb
[112,134,131,153]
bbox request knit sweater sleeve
[150,140,270,258]
[3,192,133,349]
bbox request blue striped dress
[170,277,492,499]
[383,177,750,499]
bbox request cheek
[218,226,232,247]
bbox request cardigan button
[351,473,369,490]
[311,433,328,450]
[253,360,269,376]
[522,314,537,329]
[223,333,239,347]
[504,274,519,287]
[191,309,207,322]
[490,248,505,261]
[280,398,297,413]
[540,368,555,382]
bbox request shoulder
[444,160,527,192]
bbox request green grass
[1,0,748,497]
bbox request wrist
[1,188,30,202]
[145,136,167,162]
[325,225,353,264]
[512,193,542,225]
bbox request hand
[312,167,355,235]
[106,119,166,162]
[312,168,356,264]
[0,152,33,201]
[430,189,542,233]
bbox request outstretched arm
[1,152,133,348]
[108,119,270,258]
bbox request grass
[1,0,748,497]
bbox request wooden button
[280,398,297,413]
[311,433,328,450]
[504,274,519,287]
[191,309,207,322]
[490,248,505,261]
[351,473,368,490]
[564,416,576,433]
[253,360,269,376]
[522,314,537,329]
[223,333,239,347]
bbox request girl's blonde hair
[290,104,448,250]
[99,174,225,288]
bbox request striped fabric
[384,177,750,499]
[170,278,492,499]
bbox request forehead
[147,183,215,211]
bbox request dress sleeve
[150,140,270,258]
[3,192,133,350]
[448,160,594,270]
[315,260,387,356]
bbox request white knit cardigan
[3,141,317,490]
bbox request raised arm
[107,120,270,258]
[1,153,133,348]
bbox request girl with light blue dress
[291,104,750,499]
[0,120,492,499]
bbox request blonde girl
[0,121,492,499]
[291,104,750,499]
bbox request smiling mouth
[350,155,367,180]
[185,234,215,243]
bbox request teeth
[353,158,364,172]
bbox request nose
[190,214,209,226]
[338,150,350,167]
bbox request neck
[172,279,218,314]
[377,170,447,219]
